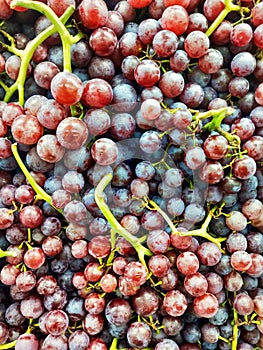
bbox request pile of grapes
[1,0,263,348]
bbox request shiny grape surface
[0,0,263,349]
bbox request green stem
[232,308,239,350]
[146,198,178,234]
[4,5,74,104]
[94,174,153,267]
[27,228,32,244]
[0,341,17,349]
[202,109,241,148]
[109,338,118,350]
[206,0,241,37]
[10,0,75,72]
[11,143,63,214]
[0,29,23,56]
[0,248,17,258]
[145,198,226,251]
[0,80,8,92]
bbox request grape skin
[2,1,263,349]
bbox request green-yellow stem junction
[145,198,227,252]
[11,143,63,214]
[1,0,84,105]
[94,173,153,267]
[206,0,241,37]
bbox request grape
[42,236,63,257]
[246,232,263,254]
[23,247,46,269]
[230,23,253,47]
[78,0,108,29]
[11,114,44,145]
[170,50,190,72]
[254,24,263,50]
[36,99,67,130]
[105,10,124,36]
[112,83,138,113]
[16,271,36,292]
[127,0,152,8]
[132,286,159,317]
[155,339,180,350]
[254,295,263,317]
[199,160,224,184]
[184,272,208,297]
[88,235,111,259]
[68,330,90,350]
[127,321,152,348]
[148,254,171,277]
[184,146,206,170]
[199,48,224,74]
[186,12,208,33]
[172,108,192,129]
[203,0,225,21]
[118,275,140,296]
[45,309,69,335]
[163,290,188,316]
[231,52,257,77]
[205,272,223,294]
[162,314,183,336]
[233,293,254,316]
[197,242,222,266]
[0,322,9,344]
[158,70,185,98]
[105,298,132,326]
[177,251,199,275]
[91,138,118,165]
[5,55,31,80]
[20,294,44,319]
[246,253,263,277]
[2,2,263,350]
[121,55,140,81]
[100,274,117,293]
[119,32,143,57]
[203,135,228,160]
[224,271,243,292]
[138,18,160,45]
[243,136,263,161]
[37,134,65,163]
[134,59,160,87]
[230,250,252,271]
[41,334,68,350]
[56,117,88,150]
[184,30,210,58]
[228,77,249,98]
[34,61,60,90]
[43,287,68,311]
[139,130,162,153]
[180,82,204,108]
[231,118,255,141]
[15,333,39,350]
[50,71,83,106]
[110,112,136,140]
[161,5,189,36]
[36,275,57,295]
[152,29,178,57]
[82,78,113,109]
[251,2,263,26]
[193,292,219,318]
[124,261,148,286]
[89,27,117,56]
[0,0,13,19]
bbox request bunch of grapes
[0,0,263,349]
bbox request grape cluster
[0,0,263,349]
